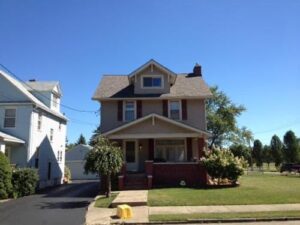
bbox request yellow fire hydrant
[116,204,133,219]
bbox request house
[92,59,212,189]
[0,70,67,188]
[65,144,97,180]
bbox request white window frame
[37,112,42,131]
[3,108,16,128]
[168,100,182,121]
[154,138,187,162]
[141,75,164,89]
[123,100,136,122]
[50,128,54,142]
[52,94,59,108]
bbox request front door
[125,140,138,172]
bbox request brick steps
[124,173,147,190]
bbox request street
[0,180,99,225]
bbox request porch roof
[0,131,25,144]
[102,113,211,139]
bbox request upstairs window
[52,94,59,108]
[169,100,181,120]
[4,109,16,128]
[142,75,163,88]
[50,128,54,142]
[37,112,42,130]
[124,101,136,122]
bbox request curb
[112,217,300,224]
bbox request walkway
[111,190,148,207]
[150,203,300,215]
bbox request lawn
[150,211,300,222]
[94,193,118,208]
[148,174,300,206]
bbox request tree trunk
[106,173,111,198]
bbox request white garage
[65,144,98,180]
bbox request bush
[12,168,39,198]
[64,166,71,183]
[201,149,247,184]
[0,152,13,199]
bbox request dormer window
[52,94,59,108]
[142,75,163,88]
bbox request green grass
[94,193,118,208]
[148,174,300,206]
[150,211,300,222]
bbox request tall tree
[76,134,87,145]
[84,136,123,197]
[206,86,246,148]
[263,145,272,170]
[270,135,283,168]
[283,130,300,163]
[252,139,263,168]
[229,144,251,163]
[89,125,101,146]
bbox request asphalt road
[0,180,99,225]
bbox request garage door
[66,160,98,180]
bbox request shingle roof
[92,74,212,100]
[24,81,59,92]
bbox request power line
[0,63,98,114]
[254,120,300,135]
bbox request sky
[0,0,299,145]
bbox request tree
[283,130,300,163]
[84,136,123,197]
[0,152,12,199]
[263,145,272,170]
[270,135,283,168]
[229,144,251,163]
[252,139,263,168]
[89,125,101,146]
[207,86,246,148]
[76,134,87,145]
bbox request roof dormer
[128,59,177,95]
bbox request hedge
[0,152,13,199]
[12,168,39,198]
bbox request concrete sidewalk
[149,204,300,215]
[111,190,148,207]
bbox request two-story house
[0,70,67,188]
[92,59,212,189]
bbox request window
[155,139,186,162]
[169,100,181,120]
[142,75,163,88]
[52,95,59,108]
[57,150,63,162]
[37,112,42,130]
[50,128,54,142]
[124,101,135,122]
[4,108,16,128]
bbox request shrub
[201,149,247,184]
[0,152,13,199]
[64,165,71,183]
[12,168,39,198]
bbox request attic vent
[29,79,36,82]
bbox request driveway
[0,180,99,225]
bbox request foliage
[206,86,246,148]
[263,145,272,168]
[252,139,263,168]
[283,130,299,163]
[12,168,39,198]
[229,144,251,164]
[270,135,283,167]
[201,149,247,184]
[85,136,123,197]
[89,125,101,146]
[0,152,13,199]
[64,165,72,182]
[76,134,87,145]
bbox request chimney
[29,79,36,82]
[193,63,202,76]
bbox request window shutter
[162,100,168,117]
[117,100,123,121]
[182,99,187,120]
[187,138,192,161]
[137,100,142,119]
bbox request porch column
[186,138,192,161]
[0,142,5,154]
[198,138,205,158]
[148,139,154,160]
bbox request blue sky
[0,0,299,145]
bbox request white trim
[0,131,25,144]
[141,74,164,89]
[103,113,210,137]
[110,133,201,139]
[3,107,17,129]
[123,100,136,122]
[168,100,182,121]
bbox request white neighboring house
[66,144,97,180]
[0,70,67,188]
